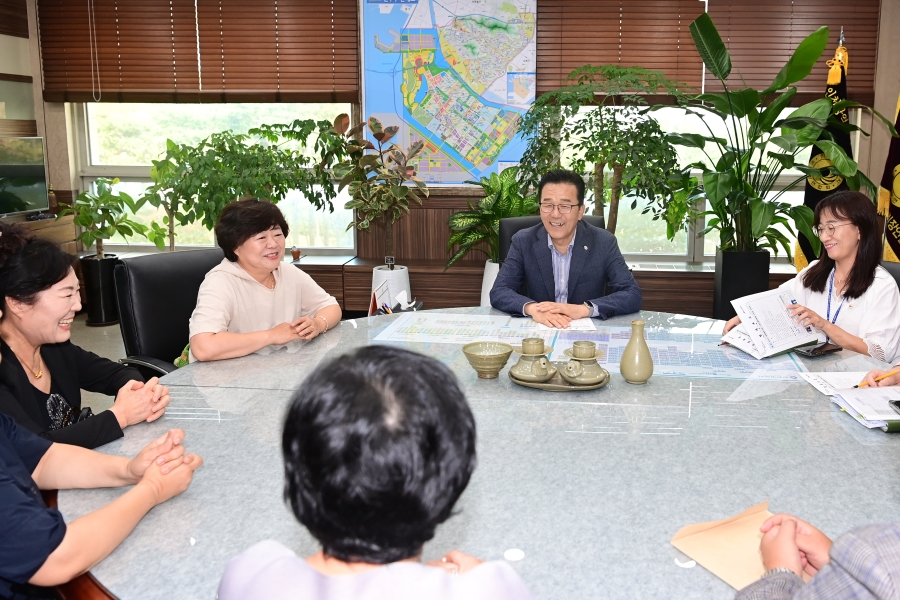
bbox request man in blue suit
[490,169,642,328]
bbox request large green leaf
[763,27,829,94]
[702,171,734,207]
[667,133,706,149]
[816,140,858,176]
[689,13,731,81]
[757,88,797,132]
[789,205,820,256]
[727,89,761,119]
[750,199,776,238]
[781,99,831,144]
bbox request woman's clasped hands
[111,377,170,429]
[127,429,203,504]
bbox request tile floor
[69,314,127,413]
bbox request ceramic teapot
[510,354,556,383]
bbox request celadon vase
[620,320,653,384]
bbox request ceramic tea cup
[571,340,597,359]
[520,338,545,355]
[462,342,514,379]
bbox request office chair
[498,214,605,264]
[882,260,900,290]
[114,248,224,378]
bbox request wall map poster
[362,0,536,184]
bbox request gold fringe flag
[882,94,900,263]
[795,39,852,271]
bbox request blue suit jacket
[489,221,641,319]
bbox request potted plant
[517,65,688,232]
[58,177,148,326]
[141,120,344,251]
[663,14,896,319]
[333,114,429,305]
[445,166,538,305]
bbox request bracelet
[315,315,329,333]
[763,567,799,579]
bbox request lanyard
[826,270,845,340]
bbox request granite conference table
[59,308,900,600]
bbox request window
[77,102,355,252]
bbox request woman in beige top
[189,199,342,362]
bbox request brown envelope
[671,501,774,590]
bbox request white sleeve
[858,274,900,364]
[188,273,235,338]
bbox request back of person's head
[215,198,290,262]
[282,346,477,564]
[0,222,74,311]
[802,190,881,299]
[537,169,586,205]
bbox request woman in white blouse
[188,198,342,362]
[724,191,900,363]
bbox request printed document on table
[831,395,887,429]
[535,317,596,331]
[799,372,869,396]
[730,289,822,356]
[721,325,763,359]
[833,386,900,421]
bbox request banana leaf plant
[333,114,429,267]
[446,166,538,268]
[661,13,897,259]
[58,177,148,258]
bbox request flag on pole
[794,37,852,271]
[881,95,900,263]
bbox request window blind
[0,0,29,38]
[37,0,359,103]
[705,0,878,104]
[536,0,705,97]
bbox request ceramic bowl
[571,340,597,359]
[462,342,514,379]
[520,337,545,355]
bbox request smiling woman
[188,199,342,362]
[0,223,170,449]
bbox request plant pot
[480,259,500,307]
[372,265,411,309]
[81,254,119,326]
[713,250,770,320]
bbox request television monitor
[0,137,49,216]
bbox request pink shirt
[218,541,535,600]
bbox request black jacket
[0,341,143,449]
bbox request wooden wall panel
[343,259,485,311]
[0,120,38,136]
[299,265,345,306]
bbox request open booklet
[832,386,900,432]
[721,288,823,359]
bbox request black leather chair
[498,214,605,264]
[114,248,224,378]
[882,260,900,290]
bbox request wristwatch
[763,567,798,578]
[584,301,595,316]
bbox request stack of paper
[722,289,822,359]
[799,372,869,396]
[832,386,900,432]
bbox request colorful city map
[363,0,536,183]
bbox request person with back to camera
[0,346,202,600]
[218,346,534,600]
[724,191,900,363]
[736,512,900,599]
[0,223,169,449]
[489,169,642,329]
[188,198,342,362]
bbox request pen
[382,303,393,314]
[854,369,900,388]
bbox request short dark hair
[0,222,75,310]
[538,169,586,205]
[801,190,881,300]
[282,346,477,564]
[214,198,290,262]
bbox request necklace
[265,273,276,289]
[13,349,43,379]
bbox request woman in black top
[0,223,169,448]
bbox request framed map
[362,0,536,184]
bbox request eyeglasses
[812,223,853,238]
[540,203,579,214]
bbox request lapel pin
[584,246,588,250]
